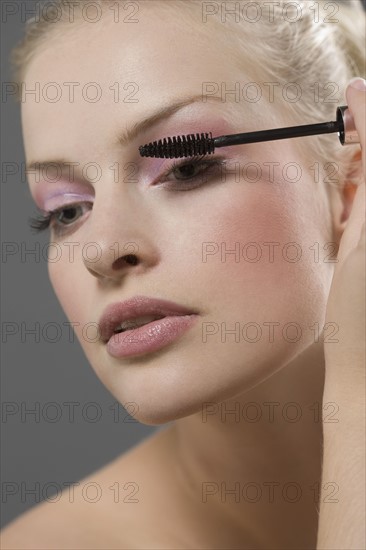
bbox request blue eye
[28,156,227,234]
[29,203,92,234]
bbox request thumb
[335,79,366,267]
[346,77,366,172]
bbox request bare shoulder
[1,495,88,550]
[1,427,176,550]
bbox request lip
[99,295,199,357]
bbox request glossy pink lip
[106,315,198,358]
[99,296,198,343]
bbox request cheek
[48,258,92,332]
[184,177,331,324]
[48,262,65,307]
[185,180,301,278]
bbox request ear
[329,148,362,245]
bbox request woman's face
[22,4,334,424]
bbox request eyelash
[28,156,226,234]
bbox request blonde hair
[10,0,366,237]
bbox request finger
[346,78,366,173]
[335,79,366,266]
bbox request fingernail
[349,77,366,91]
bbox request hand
[317,80,365,549]
[324,78,365,374]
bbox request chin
[105,386,210,426]
[102,369,263,426]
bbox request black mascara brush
[139,105,359,159]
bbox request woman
[2,0,365,547]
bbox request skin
[2,3,364,549]
[317,83,365,549]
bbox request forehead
[21,5,261,163]
[21,9,252,105]
[22,4,254,149]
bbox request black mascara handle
[214,106,359,148]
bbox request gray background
[1,0,155,529]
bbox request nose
[84,247,141,280]
[81,193,159,281]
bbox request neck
[171,340,325,548]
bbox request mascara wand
[139,105,359,159]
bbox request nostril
[123,254,139,266]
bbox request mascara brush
[139,105,359,159]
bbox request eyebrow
[26,94,223,173]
